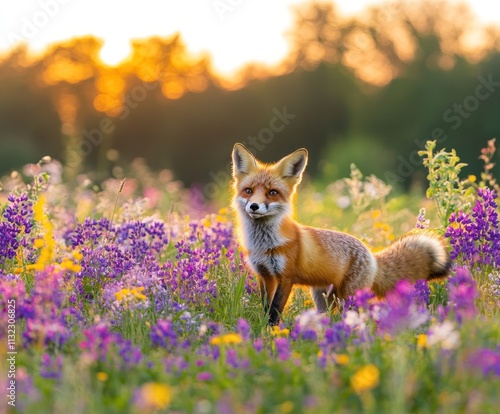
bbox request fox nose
[249,203,259,212]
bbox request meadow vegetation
[0,140,499,413]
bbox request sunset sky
[1,0,499,76]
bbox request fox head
[231,143,308,219]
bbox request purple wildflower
[253,338,264,353]
[39,353,63,380]
[237,318,251,341]
[354,288,376,310]
[446,188,500,267]
[377,280,429,335]
[197,372,213,381]
[79,323,142,368]
[414,280,431,307]
[322,322,350,350]
[467,348,500,377]
[415,208,430,230]
[150,319,178,350]
[0,193,33,265]
[275,338,291,361]
[447,267,477,323]
[226,349,240,368]
[292,309,327,341]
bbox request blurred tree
[287,1,348,70]
[36,37,103,179]
[0,46,60,171]
[0,0,499,193]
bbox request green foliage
[419,140,475,228]
[479,138,500,193]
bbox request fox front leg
[259,277,292,325]
[258,277,271,313]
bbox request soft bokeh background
[0,0,499,199]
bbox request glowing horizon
[1,0,499,76]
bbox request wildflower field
[1,140,499,414]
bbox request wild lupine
[237,318,251,341]
[446,188,500,268]
[79,323,142,367]
[0,275,31,320]
[274,337,291,361]
[0,193,33,265]
[115,218,169,261]
[10,268,82,348]
[150,319,179,350]
[447,267,477,323]
[322,322,350,351]
[66,219,134,288]
[376,280,429,336]
[414,280,431,307]
[317,321,351,368]
[415,207,430,230]
[354,288,376,311]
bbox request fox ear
[232,143,257,178]
[276,149,308,181]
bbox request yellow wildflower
[32,196,56,270]
[417,334,427,349]
[96,372,108,382]
[336,354,350,365]
[468,175,477,183]
[351,364,380,393]
[209,332,243,346]
[60,259,81,272]
[279,401,294,413]
[114,287,147,303]
[270,326,290,337]
[34,238,45,248]
[137,382,172,410]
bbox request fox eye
[269,189,278,196]
[244,188,252,195]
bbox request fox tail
[371,231,451,296]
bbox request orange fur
[231,144,451,325]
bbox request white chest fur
[240,214,287,276]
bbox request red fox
[231,143,451,324]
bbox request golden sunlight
[99,39,132,66]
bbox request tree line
[0,0,498,193]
